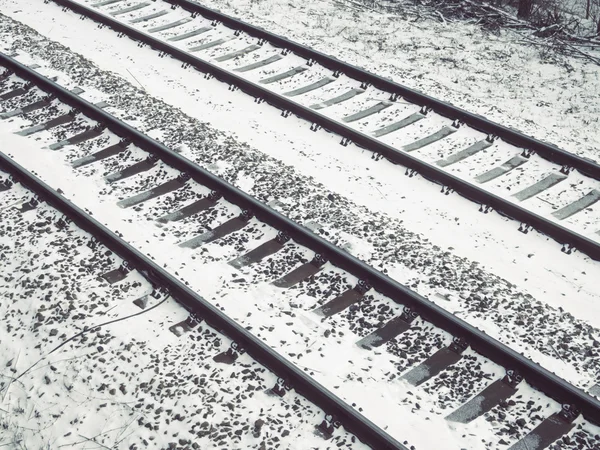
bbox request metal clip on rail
[228,341,246,359]
[145,154,159,164]
[317,413,341,438]
[270,377,292,397]
[518,223,533,234]
[239,209,254,221]
[55,215,71,230]
[176,172,191,183]
[558,403,580,423]
[0,175,14,190]
[151,285,170,300]
[340,137,352,147]
[185,312,202,329]
[87,237,99,250]
[449,337,469,354]
[311,253,328,267]
[521,148,535,159]
[400,306,419,324]
[119,260,133,275]
[208,190,222,201]
[20,196,42,212]
[561,243,576,254]
[504,369,523,388]
[560,165,574,175]
[118,137,131,147]
[355,279,371,295]
[213,341,247,365]
[275,231,291,244]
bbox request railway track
[37,0,600,265]
[0,160,379,450]
[2,52,600,449]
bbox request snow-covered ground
[0,173,369,450]
[194,0,600,161]
[3,68,600,449]
[50,0,600,245]
[1,46,600,450]
[2,0,600,448]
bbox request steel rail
[45,0,600,264]
[2,52,600,425]
[168,0,600,177]
[168,0,600,176]
[0,131,407,450]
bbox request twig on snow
[76,434,111,450]
[335,26,347,37]
[564,43,600,65]
[549,343,565,363]
[436,11,447,25]
[126,68,146,92]
[12,297,169,384]
[112,415,141,447]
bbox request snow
[0,62,598,449]
[63,1,600,246]
[190,0,600,162]
[0,160,369,450]
[2,0,600,448]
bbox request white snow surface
[0,0,598,331]
[0,168,369,450]
[63,0,600,242]
[1,62,600,449]
[191,0,600,162]
[2,1,600,449]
